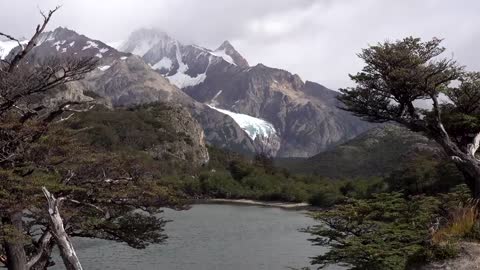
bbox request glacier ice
[207,105,277,140]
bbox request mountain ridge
[118,28,374,157]
[5,26,374,158]
[16,27,259,155]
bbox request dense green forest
[68,104,479,270]
[65,104,452,206]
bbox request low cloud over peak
[2,0,479,90]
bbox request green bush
[308,191,341,207]
[228,160,254,181]
[306,188,473,270]
[199,171,246,198]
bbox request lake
[52,203,334,270]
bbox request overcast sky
[1,0,479,90]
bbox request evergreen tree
[339,37,480,197]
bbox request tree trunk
[28,243,55,270]
[27,231,54,270]
[431,131,480,198]
[42,187,83,270]
[2,211,27,270]
[454,158,480,198]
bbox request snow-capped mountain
[118,29,285,155]
[118,28,373,157]
[12,26,373,157]
[118,29,247,88]
[213,40,249,68]
[32,27,129,61]
[20,27,258,155]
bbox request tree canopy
[0,7,185,270]
[339,37,480,197]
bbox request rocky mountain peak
[215,40,249,68]
[120,28,176,57]
[27,27,129,62]
[102,28,374,157]
[217,40,233,49]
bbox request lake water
[52,204,334,270]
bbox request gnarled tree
[0,7,183,270]
[338,37,480,197]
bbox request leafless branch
[6,5,61,73]
[0,31,24,51]
[26,230,53,269]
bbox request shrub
[199,171,245,198]
[432,185,479,245]
[306,192,463,270]
[432,205,478,244]
[308,191,341,207]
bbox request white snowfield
[207,105,277,140]
[116,31,241,89]
[0,40,27,59]
[151,57,173,71]
[166,42,208,88]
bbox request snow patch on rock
[98,65,111,71]
[152,57,173,70]
[82,41,99,50]
[52,40,66,51]
[166,42,207,88]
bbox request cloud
[1,0,480,90]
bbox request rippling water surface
[52,204,334,270]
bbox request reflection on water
[52,204,333,270]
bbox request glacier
[207,105,277,140]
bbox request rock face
[119,28,373,157]
[215,40,249,68]
[19,27,257,155]
[144,104,210,167]
[15,26,374,158]
[9,27,129,63]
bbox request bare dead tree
[0,6,61,73]
[42,188,83,270]
[0,6,96,270]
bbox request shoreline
[194,198,314,210]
